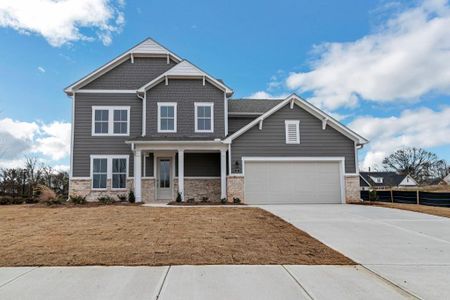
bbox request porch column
[134,150,142,202]
[220,149,227,199]
[178,149,184,201]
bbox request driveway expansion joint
[282,265,314,299]
[0,267,38,289]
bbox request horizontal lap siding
[72,93,142,177]
[146,80,225,138]
[230,105,356,173]
[228,116,256,134]
[83,57,176,90]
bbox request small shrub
[117,194,127,202]
[70,194,87,205]
[25,198,39,204]
[11,198,24,205]
[187,197,195,203]
[176,192,182,203]
[201,196,209,203]
[233,197,241,204]
[45,196,64,206]
[128,190,135,203]
[220,197,227,204]
[369,190,378,201]
[97,195,115,205]
[0,196,13,205]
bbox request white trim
[224,94,368,145]
[224,93,228,136]
[91,106,130,136]
[220,149,227,199]
[70,177,91,180]
[90,155,129,190]
[70,93,75,178]
[142,176,155,179]
[134,150,142,202]
[241,156,346,204]
[284,120,300,144]
[137,60,233,95]
[399,175,418,186]
[76,90,136,94]
[194,102,214,133]
[157,102,177,133]
[228,143,231,176]
[64,38,182,93]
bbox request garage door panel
[244,160,342,204]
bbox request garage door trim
[242,156,346,204]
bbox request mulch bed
[0,206,353,266]
[354,201,450,218]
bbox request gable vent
[285,120,300,144]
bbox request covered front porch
[130,141,228,203]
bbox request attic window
[285,120,300,144]
[370,176,383,184]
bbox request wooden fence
[361,190,450,207]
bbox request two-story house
[65,38,368,204]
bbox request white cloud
[0,0,125,47]
[246,91,289,99]
[0,118,71,167]
[34,121,71,160]
[286,0,450,110]
[37,66,45,73]
[349,106,450,170]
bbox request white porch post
[134,150,142,202]
[220,149,227,199]
[178,149,184,201]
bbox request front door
[157,158,172,200]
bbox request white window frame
[91,106,130,136]
[90,155,129,190]
[157,102,177,133]
[285,120,300,144]
[194,102,214,133]
[370,176,384,184]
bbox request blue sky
[0,0,449,171]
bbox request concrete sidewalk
[261,204,450,300]
[0,265,411,300]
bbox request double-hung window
[158,103,177,133]
[91,155,128,190]
[92,106,130,136]
[195,102,214,133]
[92,158,108,189]
[112,158,127,189]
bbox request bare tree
[382,147,448,183]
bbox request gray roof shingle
[228,99,283,114]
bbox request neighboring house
[444,174,450,185]
[65,38,368,204]
[359,172,418,190]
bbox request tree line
[0,157,69,198]
[381,147,449,184]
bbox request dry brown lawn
[0,206,353,266]
[356,202,450,218]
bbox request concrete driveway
[261,204,450,300]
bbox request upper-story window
[195,102,214,133]
[370,176,384,184]
[158,102,177,133]
[92,106,130,136]
[285,120,300,144]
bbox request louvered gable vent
[285,120,300,144]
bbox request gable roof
[64,38,182,94]
[359,172,416,187]
[137,60,233,95]
[224,94,368,145]
[228,99,283,114]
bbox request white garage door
[244,160,343,204]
